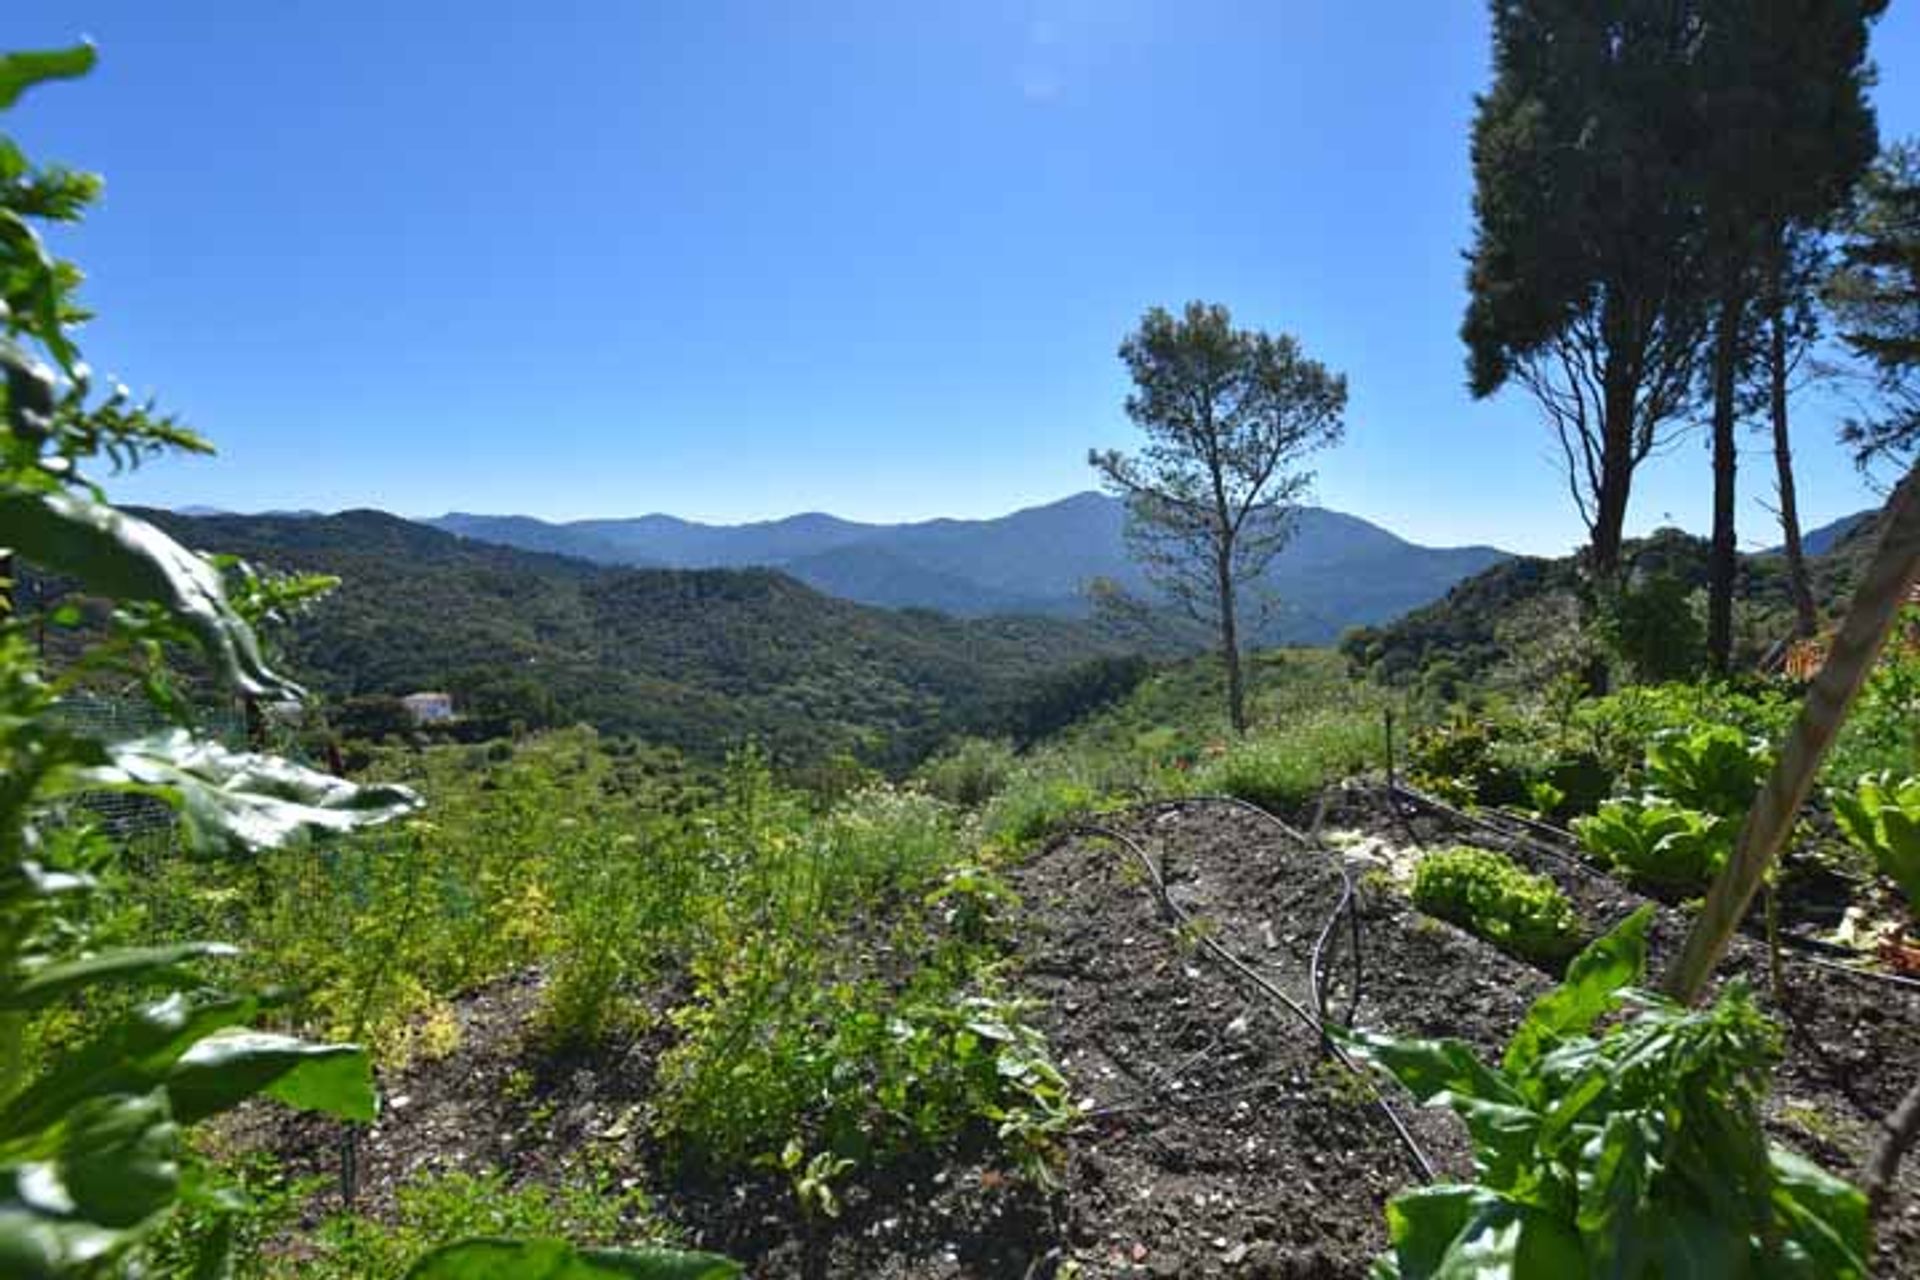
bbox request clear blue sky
[11,2,1920,554]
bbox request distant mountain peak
[425,493,1512,644]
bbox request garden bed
[244,789,1920,1277]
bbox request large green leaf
[1380,1188,1584,1280]
[1575,1111,1655,1279]
[1504,907,1651,1079]
[1,942,236,1011]
[82,732,420,852]
[0,45,95,110]
[403,1239,742,1280]
[0,488,295,698]
[1766,1148,1871,1280]
[0,993,255,1144]
[1343,1031,1525,1109]
[1381,1184,1486,1279]
[166,1031,375,1124]
[0,1089,179,1278]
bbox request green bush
[1410,845,1583,963]
[1573,799,1731,893]
[1575,682,1793,779]
[916,737,1019,808]
[1199,710,1381,811]
[982,773,1099,844]
[1406,718,1529,808]
[1597,571,1705,682]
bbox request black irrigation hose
[1102,792,1366,1034]
[1390,781,1920,998]
[1069,818,1438,1183]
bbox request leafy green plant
[0,44,426,1273]
[404,1240,739,1280]
[1410,845,1583,964]
[1830,771,1920,914]
[0,47,737,1279]
[774,1139,854,1221]
[1573,799,1732,893]
[282,1166,722,1280]
[1348,908,1871,1278]
[1643,724,1773,818]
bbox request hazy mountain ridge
[425,492,1511,644]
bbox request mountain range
[427,492,1512,644]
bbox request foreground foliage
[1350,909,1870,1279]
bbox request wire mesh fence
[44,693,251,842]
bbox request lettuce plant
[1410,845,1583,964]
[1830,771,1920,915]
[1572,799,1731,893]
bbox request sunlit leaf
[82,731,420,852]
[0,488,295,697]
[1503,906,1651,1078]
[1,942,237,1011]
[166,1031,374,1125]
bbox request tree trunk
[1769,288,1818,639]
[1217,550,1246,735]
[1589,366,1639,586]
[1707,291,1743,673]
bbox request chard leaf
[166,1031,374,1125]
[1766,1147,1870,1280]
[1504,906,1652,1079]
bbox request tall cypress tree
[1464,0,1708,589]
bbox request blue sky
[10,2,1920,554]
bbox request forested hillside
[1340,516,1887,691]
[139,507,1173,767]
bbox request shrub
[1830,771,1920,915]
[1405,718,1529,808]
[1349,908,1870,1278]
[1573,799,1731,893]
[1410,845,1583,963]
[1597,571,1706,682]
[1200,711,1380,811]
[982,773,1099,845]
[916,737,1019,808]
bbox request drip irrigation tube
[1069,817,1437,1183]
[1102,793,1366,1032]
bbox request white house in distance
[401,691,455,725]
